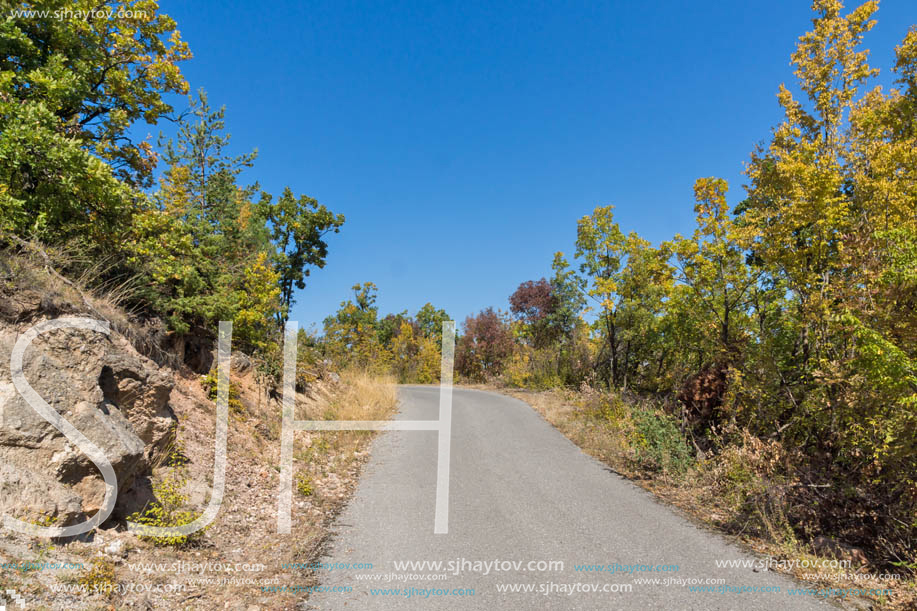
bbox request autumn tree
[574,206,626,388]
[671,178,757,362]
[509,278,557,348]
[737,0,916,558]
[322,282,390,371]
[615,237,673,390]
[455,308,513,381]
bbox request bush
[78,558,118,596]
[128,471,205,548]
[201,368,244,414]
[296,474,314,496]
[629,408,693,476]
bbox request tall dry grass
[291,369,399,503]
[324,369,399,421]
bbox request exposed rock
[104,538,126,558]
[0,289,42,323]
[230,351,252,374]
[0,315,176,528]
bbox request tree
[322,282,391,371]
[159,89,257,226]
[455,308,513,381]
[137,92,275,336]
[671,178,757,360]
[615,236,673,390]
[509,278,557,348]
[389,319,441,383]
[734,1,916,559]
[0,0,191,245]
[1,0,191,185]
[740,0,879,367]
[267,187,345,325]
[575,206,627,388]
[376,311,412,348]
[548,252,586,339]
[415,302,450,345]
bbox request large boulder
[0,316,176,528]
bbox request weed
[629,407,693,476]
[201,368,244,414]
[128,470,205,548]
[78,558,117,595]
[296,474,314,496]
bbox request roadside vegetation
[444,4,917,607]
[0,0,344,374]
[0,0,915,609]
[0,3,395,607]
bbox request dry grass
[292,369,398,502]
[0,263,401,609]
[0,244,177,366]
[314,368,398,421]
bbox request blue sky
[153,0,916,331]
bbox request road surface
[306,387,832,610]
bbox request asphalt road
[306,387,832,610]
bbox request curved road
[306,387,832,610]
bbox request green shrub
[201,368,244,414]
[629,408,692,476]
[128,472,205,548]
[296,474,314,496]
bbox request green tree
[266,187,344,325]
[322,282,391,371]
[574,205,628,388]
[137,92,275,339]
[0,0,190,245]
[671,178,757,360]
[415,302,450,345]
[616,237,673,390]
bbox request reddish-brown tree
[455,308,513,381]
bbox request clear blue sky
[154,0,916,331]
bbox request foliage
[268,187,345,325]
[670,178,756,362]
[127,468,205,547]
[0,6,344,364]
[629,408,692,476]
[296,474,314,496]
[509,278,557,347]
[321,283,449,383]
[463,1,917,565]
[574,205,626,388]
[455,307,513,382]
[0,0,189,195]
[0,0,190,246]
[415,302,451,346]
[201,368,244,414]
[78,558,117,596]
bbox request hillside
[0,249,396,610]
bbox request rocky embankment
[0,255,396,610]
[0,288,176,529]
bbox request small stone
[104,539,124,557]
